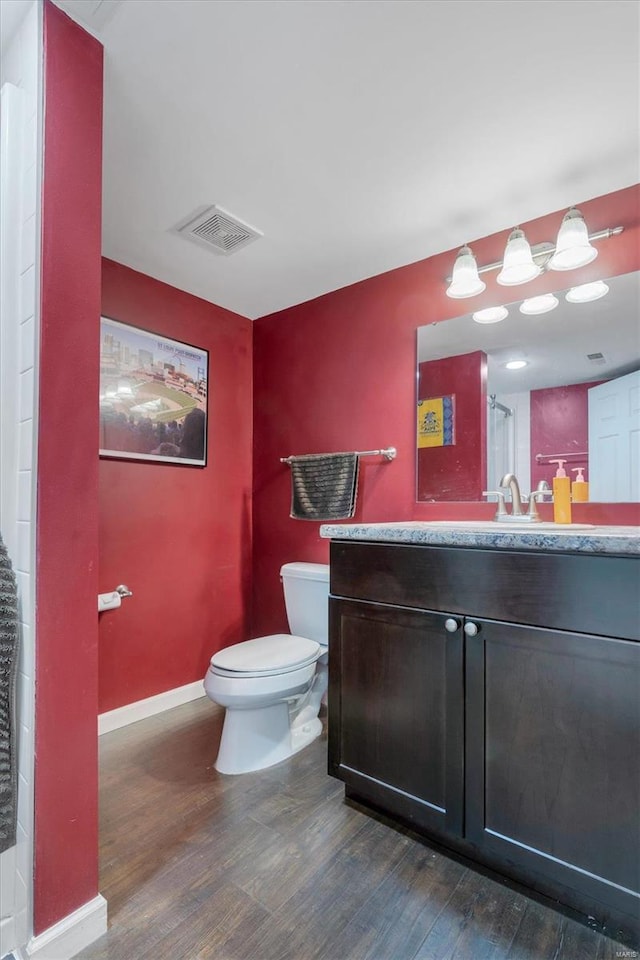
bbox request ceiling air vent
[173,205,262,256]
[587,352,606,364]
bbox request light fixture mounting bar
[445,225,623,282]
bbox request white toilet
[204,562,330,775]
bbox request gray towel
[0,533,19,854]
[289,453,360,521]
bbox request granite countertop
[319,521,640,556]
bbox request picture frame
[99,316,208,466]
[417,395,455,448]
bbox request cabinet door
[466,618,640,925]
[328,597,464,837]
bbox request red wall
[530,381,601,490]
[99,260,253,713]
[252,185,640,636]
[418,351,487,500]
[35,1,103,933]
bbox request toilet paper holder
[98,584,133,612]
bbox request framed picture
[417,395,455,448]
[99,316,208,466]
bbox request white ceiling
[63,0,640,319]
[0,0,31,55]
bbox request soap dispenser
[571,467,589,502]
[549,459,572,524]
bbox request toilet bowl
[204,562,330,775]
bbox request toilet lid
[210,634,321,678]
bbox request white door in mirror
[589,370,640,501]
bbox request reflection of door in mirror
[417,271,640,503]
[589,370,640,501]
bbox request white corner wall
[0,2,42,957]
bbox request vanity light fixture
[444,216,622,298]
[549,208,598,271]
[504,359,529,370]
[565,280,609,303]
[473,306,508,324]
[445,245,486,299]
[519,293,559,315]
[496,228,542,286]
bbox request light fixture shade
[496,229,542,286]
[549,208,598,271]
[505,359,528,370]
[519,294,559,316]
[565,280,609,303]
[446,245,486,299]
[473,306,508,324]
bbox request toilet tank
[281,562,330,646]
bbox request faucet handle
[527,488,554,520]
[482,491,507,519]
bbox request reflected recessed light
[565,280,609,303]
[504,360,528,370]
[519,294,559,316]
[473,306,508,324]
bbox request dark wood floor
[78,698,633,960]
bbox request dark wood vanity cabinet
[465,618,640,932]
[328,598,464,837]
[328,540,640,942]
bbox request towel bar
[281,446,396,464]
[535,450,587,462]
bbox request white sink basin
[422,521,595,531]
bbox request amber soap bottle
[571,467,589,502]
[549,459,572,524]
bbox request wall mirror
[416,270,640,503]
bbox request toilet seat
[210,634,321,679]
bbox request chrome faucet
[499,473,525,516]
[483,474,553,522]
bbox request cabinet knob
[464,621,479,637]
[444,618,459,633]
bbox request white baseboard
[98,680,206,735]
[25,894,107,960]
